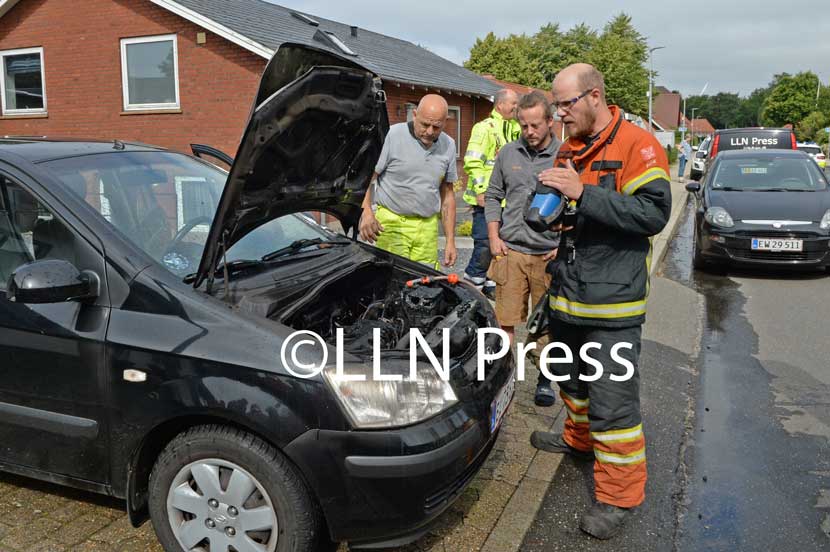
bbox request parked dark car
[687,149,830,270]
[708,127,797,163]
[0,43,513,551]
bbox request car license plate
[489,374,515,433]
[751,238,803,251]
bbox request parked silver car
[690,135,712,181]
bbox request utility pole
[691,107,699,146]
[682,97,687,143]
[648,46,665,134]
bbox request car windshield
[709,156,828,192]
[40,151,335,277]
[798,146,822,156]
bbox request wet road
[667,202,830,550]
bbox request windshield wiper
[714,186,743,191]
[183,259,264,284]
[756,188,807,192]
[261,237,351,262]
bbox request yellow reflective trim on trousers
[561,391,589,410]
[594,448,646,465]
[622,167,669,196]
[591,424,643,442]
[566,409,589,424]
[550,296,647,319]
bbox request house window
[120,35,179,111]
[405,103,462,158]
[0,47,46,115]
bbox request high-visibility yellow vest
[462,110,521,206]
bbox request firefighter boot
[530,432,594,461]
[579,502,632,540]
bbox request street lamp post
[648,46,665,134]
[690,107,699,146]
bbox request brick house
[652,86,681,132]
[0,0,500,177]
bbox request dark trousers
[464,207,491,280]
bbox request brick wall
[0,0,495,176]
[0,0,264,157]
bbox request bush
[666,144,678,164]
[456,220,472,237]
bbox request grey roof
[171,0,500,97]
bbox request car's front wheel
[148,425,332,552]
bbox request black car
[687,149,830,270]
[708,127,797,162]
[0,44,513,551]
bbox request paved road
[666,202,830,551]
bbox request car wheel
[149,425,333,552]
[692,225,707,270]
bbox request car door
[0,168,111,485]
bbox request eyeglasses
[553,89,593,111]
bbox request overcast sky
[268,0,830,98]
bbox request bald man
[530,63,671,539]
[359,94,458,269]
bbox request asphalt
[666,203,830,551]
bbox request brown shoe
[530,432,594,461]
[579,502,632,539]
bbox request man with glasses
[529,64,671,540]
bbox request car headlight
[322,362,458,428]
[704,207,734,228]
[820,209,830,230]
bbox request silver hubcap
[166,458,278,552]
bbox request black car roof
[0,137,168,163]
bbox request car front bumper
[698,225,830,267]
[284,353,516,548]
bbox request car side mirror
[685,182,701,193]
[6,259,99,304]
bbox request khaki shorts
[487,249,552,327]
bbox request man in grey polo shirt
[359,94,458,269]
[485,91,561,405]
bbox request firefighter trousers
[545,321,646,508]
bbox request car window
[710,156,827,191]
[798,146,821,156]
[41,152,336,277]
[0,177,85,286]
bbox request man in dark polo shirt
[358,94,458,269]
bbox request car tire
[690,169,701,181]
[148,425,334,552]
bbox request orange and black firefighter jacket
[549,106,671,328]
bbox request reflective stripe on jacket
[548,106,671,327]
[462,110,521,206]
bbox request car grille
[731,250,825,262]
[734,230,818,239]
[423,434,496,514]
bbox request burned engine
[279,264,484,359]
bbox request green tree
[528,23,564,88]
[464,32,539,86]
[760,71,821,127]
[588,14,648,114]
[795,110,829,142]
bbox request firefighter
[462,89,521,298]
[530,63,671,539]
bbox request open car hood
[194,43,388,288]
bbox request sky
[267,0,830,99]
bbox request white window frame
[448,106,461,158]
[0,46,47,115]
[120,34,180,111]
